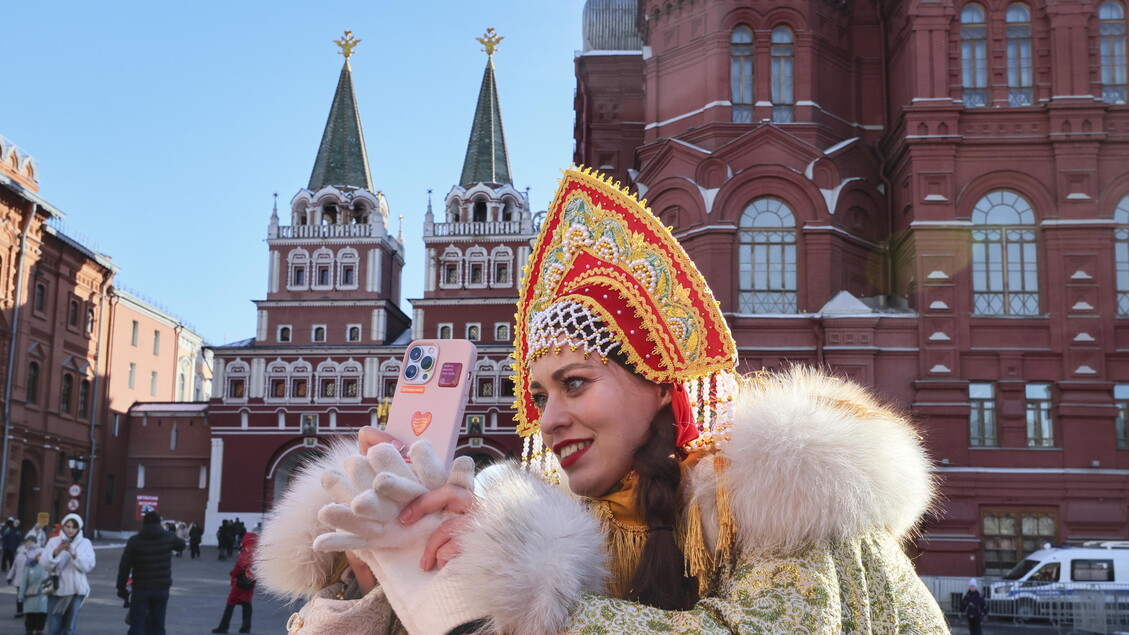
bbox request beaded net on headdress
[512,167,738,474]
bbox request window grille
[738,198,797,313]
[962,5,989,107]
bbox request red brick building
[574,0,1129,577]
[0,135,117,528]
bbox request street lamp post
[67,454,86,484]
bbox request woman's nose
[538,397,569,437]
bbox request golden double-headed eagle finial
[335,30,361,59]
[477,28,504,57]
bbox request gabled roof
[308,60,374,191]
[460,56,512,187]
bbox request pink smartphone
[383,339,477,467]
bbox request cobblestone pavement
[0,542,1075,635]
[0,541,292,635]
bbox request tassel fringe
[592,501,648,599]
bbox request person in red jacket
[211,532,256,634]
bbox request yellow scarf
[589,453,736,599]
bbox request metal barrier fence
[921,577,1129,633]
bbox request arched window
[473,199,488,223]
[770,27,795,123]
[312,248,334,288]
[1115,195,1129,315]
[971,191,1039,315]
[962,4,989,107]
[730,26,754,123]
[68,300,79,326]
[490,246,513,287]
[338,248,359,289]
[738,198,797,313]
[26,361,39,404]
[347,325,361,342]
[466,248,488,288]
[1006,4,1033,106]
[78,379,90,419]
[440,246,463,288]
[60,373,74,414]
[438,324,453,339]
[33,283,45,312]
[1101,1,1128,104]
[313,326,327,343]
[278,326,291,342]
[288,249,310,289]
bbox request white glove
[313,440,481,635]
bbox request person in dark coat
[188,522,203,559]
[211,532,256,634]
[116,511,186,635]
[963,579,988,635]
[2,518,23,571]
[216,520,234,560]
[232,518,246,551]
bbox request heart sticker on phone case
[411,411,432,436]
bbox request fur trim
[255,441,356,600]
[719,367,935,554]
[445,462,607,635]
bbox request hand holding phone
[382,339,477,468]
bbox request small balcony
[427,220,523,237]
[274,224,381,239]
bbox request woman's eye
[564,377,586,392]
[530,393,547,410]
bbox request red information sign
[136,495,159,520]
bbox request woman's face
[62,521,79,538]
[530,348,670,497]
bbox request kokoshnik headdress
[512,166,738,474]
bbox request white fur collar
[710,366,935,553]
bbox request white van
[988,541,1129,619]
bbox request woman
[188,521,203,559]
[211,532,257,633]
[39,513,94,635]
[17,543,48,635]
[8,535,38,617]
[258,167,948,634]
[174,522,189,558]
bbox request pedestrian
[257,167,949,633]
[25,522,47,548]
[17,544,48,635]
[232,518,246,551]
[8,535,38,617]
[216,520,234,560]
[2,517,22,571]
[210,532,257,634]
[188,521,203,559]
[116,510,186,635]
[39,512,94,635]
[964,579,988,635]
[174,522,189,558]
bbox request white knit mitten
[313,441,481,635]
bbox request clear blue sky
[3,1,583,344]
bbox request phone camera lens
[404,365,418,380]
[420,356,434,371]
[408,346,423,361]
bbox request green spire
[460,29,512,187]
[308,32,373,191]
